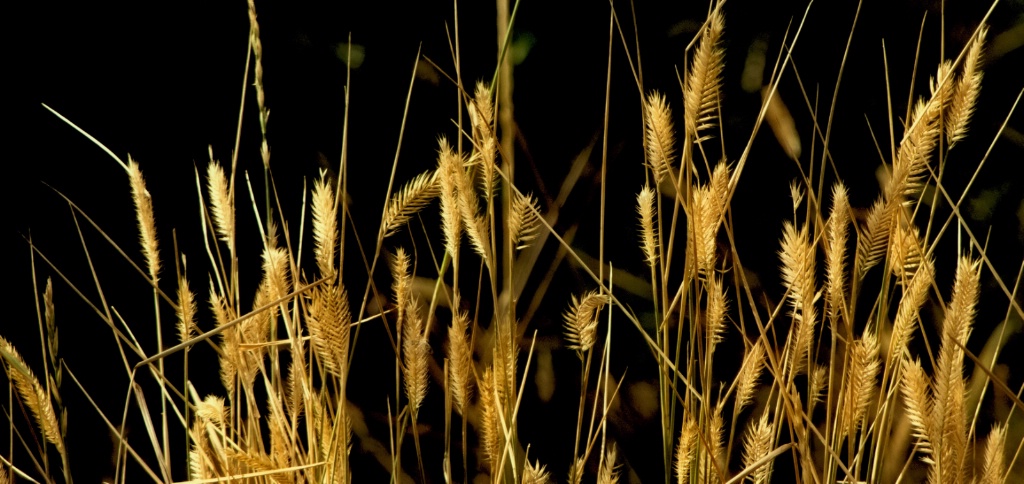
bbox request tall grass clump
[8,0,1023,482]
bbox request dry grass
[6,1,1023,483]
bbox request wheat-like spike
[706,275,728,353]
[699,405,726,483]
[674,418,698,484]
[598,443,620,484]
[683,6,725,142]
[888,223,924,281]
[809,364,828,405]
[509,191,542,250]
[741,411,774,484]
[931,256,980,484]
[390,247,411,334]
[494,315,519,407]
[891,255,935,360]
[778,221,818,373]
[128,157,161,281]
[855,197,894,280]
[842,330,880,437]
[307,283,351,379]
[189,417,216,478]
[901,358,935,460]
[383,169,440,238]
[889,60,952,205]
[43,278,62,411]
[447,310,473,415]
[267,398,292,472]
[224,449,295,484]
[825,183,850,327]
[979,424,1006,484]
[261,245,291,302]
[567,456,586,484]
[403,297,428,411]
[735,340,766,412]
[286,326,306,420]
[470,82,499,199]
[454,160,491,265]
[563,290,608,355]
[0,336,64,454]
[437,138,463,259]
[177,276,198,343]
[636,185,659,267]
[312,171,338,278]
[691,184,719,276]
[207,159,234,245]
[239,282,274,390]
[0,462,9,484]
[522,458,552,484]
[947,25,987,147]
[479,366,501,473]
[645,91,676,185]
[472,80,494,138]
[210,281,239,397]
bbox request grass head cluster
[6,0,1023,483]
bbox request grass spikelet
[479,366,501,473]
[947,25,987,147]
[691,185,719,276]
[563,290,608,355]
[855,197,894,280]
[841,330,880,437]
[889,69,948,205]
[307,283,351,378]
[403,297,428,411]
[128,157,160,281]
[644,91,676,185]
[447,310,473,415]
[979,424,1006,484]
[809,364,827,405]
[209,284,239,396]
[312,171,338,278]
[735,340,766,412]
[706,274,727,350]
[454,164,491,265]
[674,418,698,483]
[390,247,412,332]
[778,221,818,372]
[636,185,658,267]
[177,276,198,343]
[888,223,924,281]
[568,456,585,484]
[206,159,234,245]
[930,257,980,483]
[261,245,291,302]
[683,4,725,141]
[471,80,494,139]
[891,255,934,357]
[286,330,306,419]
[437,138,463,257]
[901,358,935,460]
[598,443,620,484]
[383,169,440,238]
[0,336,64,454]
[469,81,498,197]
[509,190,542,250]
[522,458,552,484]
[741,411,774,484]
[825,183,850,327]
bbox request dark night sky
[8,0,1023,481]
